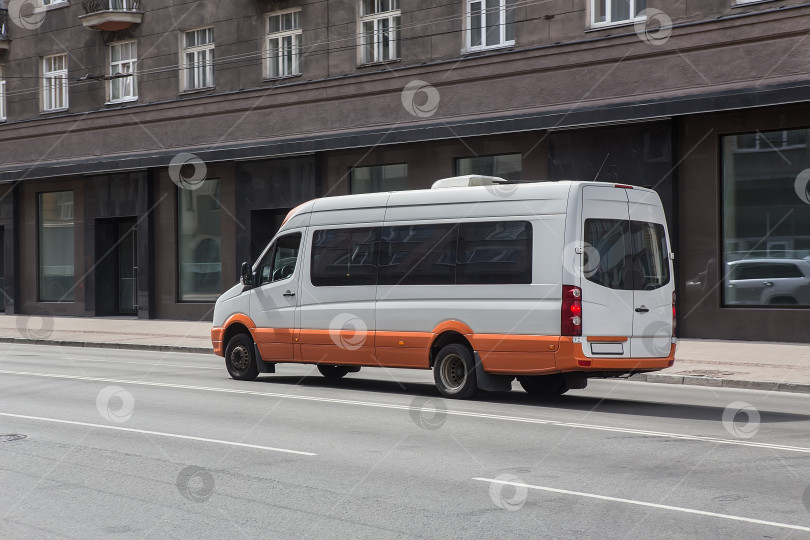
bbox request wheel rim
[230,344,250,371]
[439,353,467,391]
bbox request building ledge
[79,10,143,31]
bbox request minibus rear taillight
[561,285,582,336]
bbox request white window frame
[358,0,400,65]
[42,54,68,112]
[465,0,516,52]
[108,40,137,103]
[0,65,6,122]
[590,0,647,28]
[266,8,302,79]
[42,0,68,6]
[181,27,215,92]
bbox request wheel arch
[223,322,254,349]
[429,331,473,368]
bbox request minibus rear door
[627,189,673,358]
[579,185,634,358]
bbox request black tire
[224,333,259,381]
[318,365,354,379]
[433,343,478,399]
[518,374,569,397]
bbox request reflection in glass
[722,128,810,306]
[39,191,75,301]
[178,179,221,301]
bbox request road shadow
[252,374,810,425]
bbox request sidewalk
[1,315,809,393]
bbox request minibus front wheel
[433,343,478,399]
[225,333,259,381]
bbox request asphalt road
[1,343,810,539]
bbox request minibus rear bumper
[555,337,675,374]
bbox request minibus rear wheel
[518,374,568,397]
[225,333,259,381]
[433,343,478,399]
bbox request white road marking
[0,412,316,456]
[473,477,810,533]
[1,368,809,455]
[60,357,220,370]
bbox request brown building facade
[0,0,809,342]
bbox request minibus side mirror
[241,261,254,288]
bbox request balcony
[79,0,143,32]
[0,9,10,51]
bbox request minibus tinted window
[584,219,670,290]
[584,219,632,290]
[456,221,532,284]
[311,228,378,286]
[379,224,457,285]
[631,221,670,290]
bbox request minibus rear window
[584,219,670,291]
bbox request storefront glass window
[456,153,522,181]
[39,191,75,301]
[722,128,810,306]
[350,164,408,194]
[178,179,222,301]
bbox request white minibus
[212,177,676,399]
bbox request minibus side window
[378,224,457,285]
[456,221,532,284]
[257,233,302,285]
[311,227,378,286]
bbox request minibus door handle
[635,306,649,313]
[283,290,296,298]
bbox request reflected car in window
[725,258,810,306]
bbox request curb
[627,373,810,394]
[3,337,809,394]
[0,337,212,355]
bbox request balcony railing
[83,0,142,13]
[1,9,10,47]
[79,0,143,31]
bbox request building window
[178,178,222,301]
[183,27,214,91]
[0,65,6,122]
[43,0,68,5]
[359,0,400,64]
[350,163,408,194]
[722,128,810,306]
[267,9,302,78]
[466,0,515,51]
[42,54,68,111]
[591,0,646,27]
[39,191,75,302]
[109,41,137,103]
[456,154,522,181]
